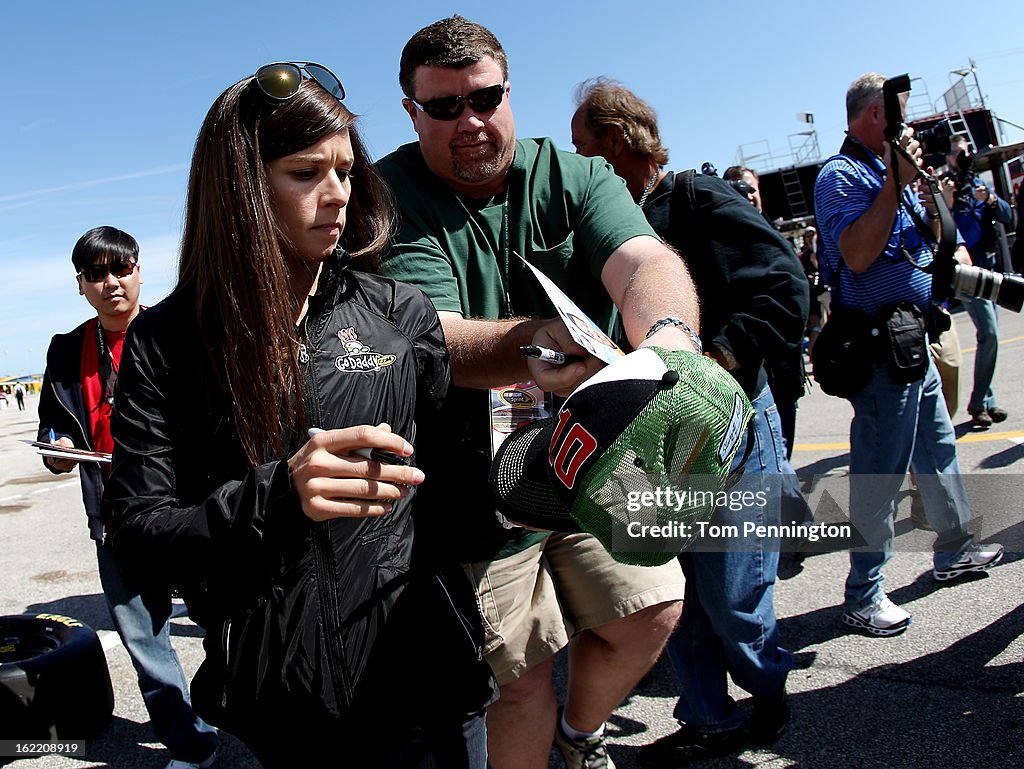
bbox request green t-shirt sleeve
[377,147,464,315]
[572,155,658,278]
[381,239,463,315]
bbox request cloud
[18,118,58,134]
[0,164,189,205]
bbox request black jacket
[643,171,809,398]
[38,319,106,540]
[107,253,494,751]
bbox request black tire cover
[0,614,114,739]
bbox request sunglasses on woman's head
[410,83,507,121]
[78,259,137,283]
[255,62,346,103]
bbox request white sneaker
[170,597,189,619]
[842,596,911,637]
[555,720,616,769]
[166,753,215,769]
[934,543,1004,582]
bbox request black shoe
[968,407,993,428]
[988,406,1008,423]
[749,689,790,745]
[637,724,746,768]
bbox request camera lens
[953,265,1024,313]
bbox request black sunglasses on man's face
[78,259,137,283]
[410,83,507,121]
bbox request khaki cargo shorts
[462,532,684,685]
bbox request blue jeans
[95,541,218,762]
[961,295,999,412]
[666,382,793,732]
[845,361,974,609]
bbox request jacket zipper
[301,302,355,707]
[220,618,232,709]
[48,380,92,450]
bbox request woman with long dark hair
[106,63,493,767]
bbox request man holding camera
[722,165,763,213]
[813,73,1003,638]
[942,135,1014,428]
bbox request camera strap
[900,174,958,299]
[839,136,958,298]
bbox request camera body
[882,75,953,155]
[915,121,953,157]
[728,179,753,197]
[700,161,753,197]
[945,150,980,207]
[882,74,911,143]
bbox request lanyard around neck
[94,323,117,407]
[454,190,514,317]
[499,196,514,317]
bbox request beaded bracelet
[644,317,703,354]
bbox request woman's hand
[288,423,424,522]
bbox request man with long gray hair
[572,77,805,766]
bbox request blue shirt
[952,192,987,252]
[814,147,934,315]
[950,179,1012,268]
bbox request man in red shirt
[37,226,217,769]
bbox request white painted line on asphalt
[99,629,123,652]
[0,478,79,505]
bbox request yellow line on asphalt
[794,429,1024,453]
[960,333,1024,355]
[801,331,1024,451]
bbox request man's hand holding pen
[523,320,604,398]
[289,423,423,522]
[43,431,78,473]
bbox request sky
[2,0,1023,377]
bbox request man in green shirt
[378,16,703,769]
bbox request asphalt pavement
[1,305,1022,768]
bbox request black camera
[949,150,978,204]
[701,161,752,196]
[728,179,753,197]
[882,75,951,152]
[915,121,953,156]
[882,74,1024,314]
[883,75,952,156]
[882,74,911,143]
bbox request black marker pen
[520,344,583,366]
[307,428,410,465]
